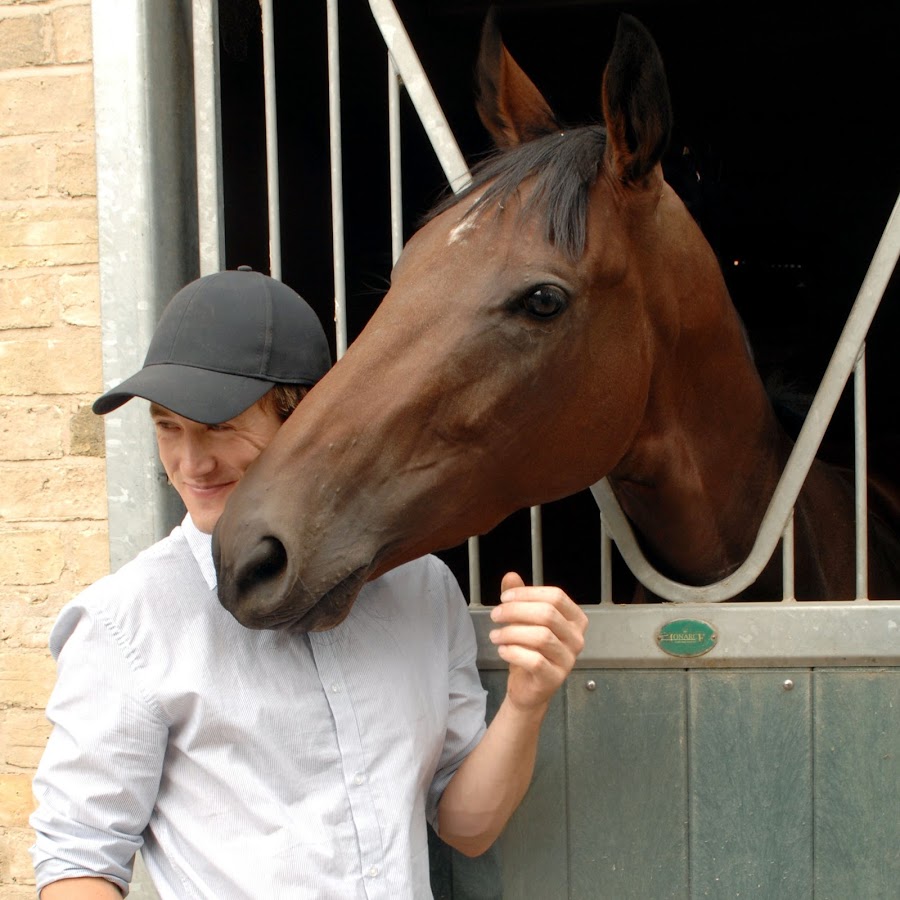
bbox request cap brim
[92,363,276,425]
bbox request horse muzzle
[212,527,371,632]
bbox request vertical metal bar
[781,511,796,602]
[326,0,348,357]
[854,348,869,600]
[192,0,225,275]
[600,519,613,605]
[367,0,471,192]
[530,506,544,586]
[388,56,403,264]
[260,0,282,279]
[93,0,198,570]
[468,537,482,607]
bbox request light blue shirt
[30,515,487,899]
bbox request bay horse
[213,14,900,632]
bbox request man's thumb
[500,571,526,595]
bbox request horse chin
[218,561,370,633]
[291,566,370,632]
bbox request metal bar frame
[473,601,900,668]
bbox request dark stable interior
[216,0,900,604]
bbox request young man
[29,268,587,899]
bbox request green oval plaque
[656,619,716,658]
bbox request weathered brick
[0,526,106,604]
[0,138,51,200]
[53,135,95,197]
[51,4,92,65]
[0,69,94,138]
[0,586,63,651]
[0,5,104,877]
[68,401,104,457]
[0,400,65,460]
[0,200,98,269]
[0,458,107,521]
[1,707,50,770]
[0,13,47,69]
[0,529,64,584]
[0,136,96,201]
[0,870,35,900]
[1,268,102,330]
[0,272,57,329]
[0,647,56,710]
[0,825,38,888]
[0,329,102,394]
[58,268,99,326]
[67,522,109,586]
[0,775,34,827]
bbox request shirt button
[353,773,366,785]
[330,683,341,693]
[367,866,380,878]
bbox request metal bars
[260,0,282,280]
[192,0,225,275]
[326,0,348,358]
[202,0,897,606]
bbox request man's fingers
[497,583,588,630]
[490,623,581,667]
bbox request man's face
[151,401,283,534]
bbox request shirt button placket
[311,637,388,900]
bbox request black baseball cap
[92,268,332,424]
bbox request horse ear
[475,7,561,149]
[601,14,673,186]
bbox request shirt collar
[182,514,218,591]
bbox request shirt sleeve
[29,598,169,896]
[425,558,487,827]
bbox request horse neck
[611,235,794,585]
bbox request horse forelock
[424,125,607,258]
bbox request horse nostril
[237,535,288,592]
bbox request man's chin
[184,504,226,535]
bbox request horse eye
[521,285,567,319]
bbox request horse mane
[423,124,607,259]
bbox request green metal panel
[688,670,814,899]
[490,672,569,898]
[431,671,567,900]
[431,665,900,899]
[566,671,690,899]
[813,668,900,900]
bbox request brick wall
[0,2,105,895]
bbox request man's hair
[259,384,309,422]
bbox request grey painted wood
[566,670,690,899]
[813,668,900,900]
[688,670,814,899]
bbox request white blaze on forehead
[447,216,479,245]
[446,187,492,246]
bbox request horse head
[212,14,761,631]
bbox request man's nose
[180,435,216,475]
